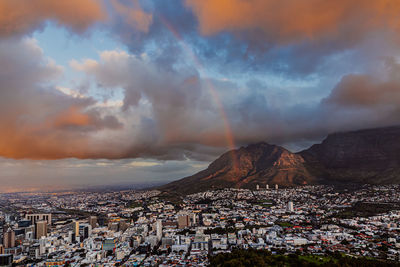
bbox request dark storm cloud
[2,0,400,163]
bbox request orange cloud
[0,0,106,37]
[111,0,153,33]
[185,0,400,44]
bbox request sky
[1,0,400,192]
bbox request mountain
[159,142,317,195]
[159,126,400,195]
[300,126,400,184]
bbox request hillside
[159,126,400,194]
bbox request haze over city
[2,0,400,191]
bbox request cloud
[3,38,400,162]
[0,0,154,38]
[186,0,400,45]
[0,0,106,37]
[110,0,153,33]
[128,161,161,167]
[0,38,123,159]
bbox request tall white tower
[156,219,162,241]
[275,184,279,190]
[288,201,294,212]
[266,184,269,190]
[256,184,260,190]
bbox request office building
[178,215,190,229]
[35,221,47,239]
[73,221,79,237]
[89,216,97,229]
[25,214,51,225]
[3,229,15,249]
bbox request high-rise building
[79,224,91,240]
[256,184,260,190]
[288,201,294,212]
[275,184,279,190]
[156,220,162,241]
[25,214,51,225]
[266,184,269,189]
[73,221,79,237]
[35,220,47,239]
[89,216,97,229]
[178,215,190,229]
[190,213,197,226]
[3,228,15,248]
[0,254,13,266]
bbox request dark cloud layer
[1,0,400,165]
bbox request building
[3,229,15,249]
[89,216,97,229]
[256,184,260,190]
[266,184,269,189]
[103,238,115,252]
[79,224,91,240]
[25,214,51,225]
[288,201,294,212]
[178,215,190,229]
[156,220,162,241]
[29,244,40,259]
[35,221,47,239]
[275,184,279,190]
[191,235,210,254]
[73,221,79,237]
[0,254,13,267]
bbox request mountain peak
[159,125,400,195]
[159,142,313,195]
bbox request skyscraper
[35,221,47,239]
[156,219,162,241]
[288,201,294,212]
[73,221,79,237]
[178,215,190,229]
[3,228,15,248]
[89,216,97,229]
[275,184,279,190]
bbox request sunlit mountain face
[1,0,400,191]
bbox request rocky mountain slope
[301,126,400,184]
[159,126,400,194]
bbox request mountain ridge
[159,125,400,195]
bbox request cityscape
[2,0,400,266]
[0,185,399,265]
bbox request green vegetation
[276,221,293,228]
[209,249,400,267]
[126,200,142,208]
[155,191,183,205]
[336,202,400,218]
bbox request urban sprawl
[0,185,399,266]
